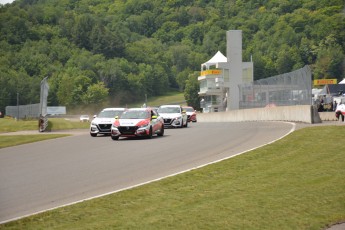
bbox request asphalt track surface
[0,121,294,223]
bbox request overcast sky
[0,0,15,4]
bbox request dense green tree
[151,64,169,95]
[276,45,304,74]
[313,34,345,80]
[166,44,191,72]
[125,38,165,64]
[153,21,181,43]
[184,72,200,110]
[71,14,96,50]
[0,6,31,44]
[90,25,125,58]
[202,26,227,55]
[313,45,345,80]
[81,82,109,105]
[56,72,92,107]
[0,0,344,112]
[176,68,191,91]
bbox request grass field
[0,118,87,148]
[1,125,344,229]
[0,118,41,132]
[0,134,70,148]
[0,117,89,133]
[129,91,186,108]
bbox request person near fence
[333,100,337,111]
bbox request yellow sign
[313,79,337,85]
[200,69,221,76]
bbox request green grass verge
[129,91,186,107]
[147,91,186,107]
[0,117,89,133]
[0,118,40,132]
[0,117,85,148]
[0,134,71,149]
[1,126,344,229]
[46,118,89,130]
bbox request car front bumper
[111,126,150,137]
[162,118,183,127]
[90,123,112,134]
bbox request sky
[0,0,15,4]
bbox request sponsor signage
[313,79,337,85]
[47,106,66,115]
[200,69,221,76]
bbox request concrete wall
[197,105,322,124]
[318,112,338,121]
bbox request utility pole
[16,92,19,120]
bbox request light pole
[16,92,19,120]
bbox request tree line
[0,0,344,113]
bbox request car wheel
[90,133,97,137]
[111,135,119,140]
[157,125,164,136]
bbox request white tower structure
[227,30,243,110]
[198,30,253,112]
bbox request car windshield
[98,110,123,118]
[183,107,194,112]
[158,107,180,113]
[121,110,150,119]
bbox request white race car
[90,108,126,137]
[157,105,188,128]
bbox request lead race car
[110,108,164,140]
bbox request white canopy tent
[201,51,227,70]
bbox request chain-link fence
[6,103,40,119]
[5,77,50,131]
[239,65,312,109]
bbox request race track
[0,121,294,223]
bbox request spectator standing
[333,100,337,111]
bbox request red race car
[335,103,345,122]
[110,108,164,140]
[182,106,197,122]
